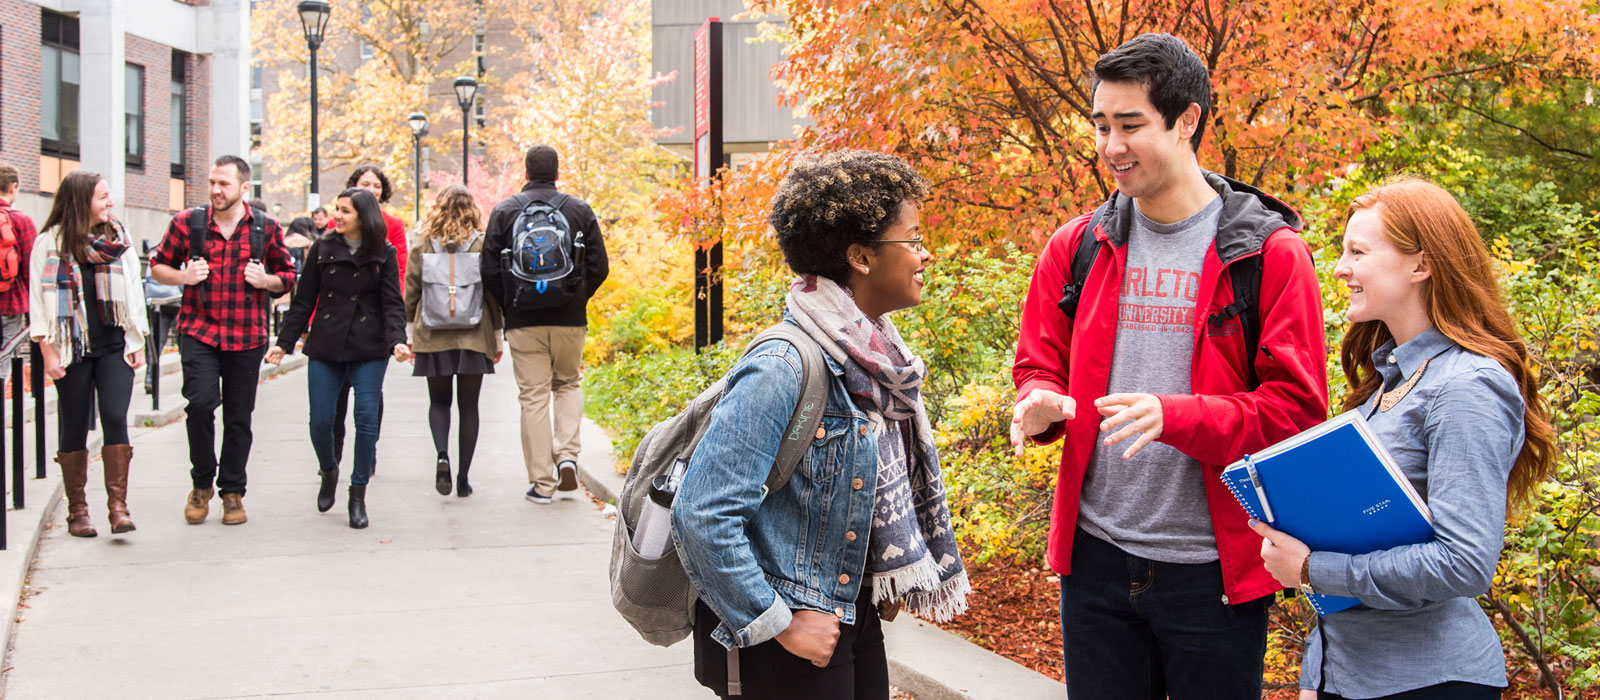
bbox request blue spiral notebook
[1221,410,1434,616]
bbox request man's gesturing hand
[1010,389,1076,457]
[775,609,841,667]
[1095,393,1164,460]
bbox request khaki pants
[506,325,586,493]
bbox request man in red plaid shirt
[0,164,39,384]
[150,156,295,526]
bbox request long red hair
[1339,178,1553,512]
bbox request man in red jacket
[1011,34,1328,699]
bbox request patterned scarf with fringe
[785,274,969,622]
[41,221,130,364]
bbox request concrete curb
[572,419,1063,699]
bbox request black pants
[1060,528,1271,700]
[55,351,133,452]
[1319,683,1503,700]
[179,336,266,495]
[694,587,888,700]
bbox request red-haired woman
[29,170,149,537]
[1252,178,1554,700]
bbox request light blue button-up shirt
[1302,327,1524,698]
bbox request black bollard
[31,343,44,480]
[11,356,21,505]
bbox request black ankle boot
[348,485,368,529]
[435,454,452,496]
[317,468,339,513]
[456,464,472,497]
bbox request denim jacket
[671,324,879,650]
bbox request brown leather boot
[184,488,214,524]
[58,451,96,538]
[220,492,247,525]
[102,444,135,534]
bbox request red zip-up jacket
[1014,172,1329,605]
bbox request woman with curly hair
[346,165,409,290]
[673,150,969,699]
[1252,178,1555,700]
[405,184,503,497]
[29,170,148,537]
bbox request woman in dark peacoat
[267,188,409,529]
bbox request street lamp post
[407,112,429,225]
[452,76,478,186]
[297,0,331,212]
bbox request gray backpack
[609,323,828,652]
[419,232,484,330]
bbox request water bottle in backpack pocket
[501,194,585,311]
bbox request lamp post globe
[453,76,478,186]
[408,112,429,225]
[298,0,331,212]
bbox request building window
[475,95,486,128]
[359,7,374,64]
[125,64,145,168]
[41,11,81,161]
[172,50,187,179]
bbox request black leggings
[56,351,133,452]
[693,586,888,700]
[427,374,483,471]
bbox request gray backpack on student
[609,323,828,651]
[419,232,484,330]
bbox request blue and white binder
[1221,410,1435,615]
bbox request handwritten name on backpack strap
[748,323,828,500]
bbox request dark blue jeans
[1060,528,1271,700]
[307,358,387,487]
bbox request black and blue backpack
[500,193,586,311]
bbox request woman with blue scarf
[28,170,148,538]
[673,150,969,699]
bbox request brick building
[0,0,250,247]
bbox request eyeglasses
[876,235,926,253]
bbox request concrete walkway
[0,358,711,699]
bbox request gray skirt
[411,349,495,377]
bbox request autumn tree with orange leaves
[695,0,1600,247]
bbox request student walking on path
[149,156,295,527]
[267,188,410,529]
[1252,179,1555,700]
[404,184,503,498]
[29,170,149,537]
[482,145,608,504]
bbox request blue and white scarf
[786,274,969,621]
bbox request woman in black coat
[266,188,410,528]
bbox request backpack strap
[247,206,267,262]
[188,206,209,261]
[1208,255,1265,388]
[1056,203,1109,319]
[751,323,829,500]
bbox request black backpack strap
[188,206,209,260]
[737,323,828,500]
[1209,255,1265,387]
[1057,204,1109,319]
[247,206,267,262]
